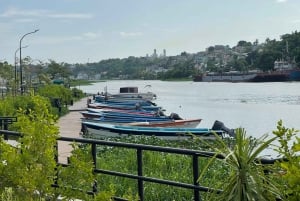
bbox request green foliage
[71,87,85,100]
[273,120,300,201]
[36,84,74,116]
[92,136,231,200]
[69,79,99,87]
[0,95,99,200]
[202,128,282,201]
[0,95,58,199]
[56,143,98,200]
[70,31,300,80]
[37,84,72,105]
[47,60,72,80]
[0,95,55,128]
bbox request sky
[1,0,300,64]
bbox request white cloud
[14,18,37,23]
[290,19,300,24]
[276,0,288,3]
[0,8,93,19]
[47,13,92,19]
[83,32,100,39]
[1,8,48,17]
[35,32,100,45]
[34,35,82,45]
[120,31,143,37]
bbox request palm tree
[205,128,282,201]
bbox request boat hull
[81,122,226,140]
[249,72,289,82]
[194,73,257,82]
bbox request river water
[80,80,300,156]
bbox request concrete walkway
[57,97,90,163]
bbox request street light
[19,29,39,94]
[14,45,28,95]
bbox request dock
[57,97,90,163]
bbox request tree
[0,95,58,199]
[47,60,72,80]
[256,51,279,71]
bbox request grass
[87,127,288,200]
[92,136,232,200]
[69,79,104,87]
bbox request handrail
[0,130,283,201]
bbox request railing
[0,117,17,140]
[0,128,281,201]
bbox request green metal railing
[0,121,282,201]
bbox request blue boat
[88,102,162,111]
[81,120,235,139]
[95,96,155,106]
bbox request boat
[88,102,162,112]
[193,71,258,82]
[94,95,156,106]
[249,59,299,82]
[101,86,157,101]
[81,107,201,127]
[248,71,290,82]
[125,118,202,128]
[81,113,180,124]
[193,59,300,82]
[81,108,159,119]
[80,120,235,140]
[82,117,201,128]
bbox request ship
[250,59,300,82]
[193,59,300,82]
[193,71,257,82]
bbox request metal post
[19,29,39,94]
[137,148,144,201]
[193,155,200,201]
[14,46,28,95]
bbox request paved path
[57,97,90,163]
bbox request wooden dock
[57,97,90,163]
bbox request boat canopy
[120,87,138,93]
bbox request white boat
[105,86,157,101]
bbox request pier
[57,97,89,163]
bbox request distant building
[152,49,158,58]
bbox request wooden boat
[82,115,176,124]
[125,118,201,128]
[81,120,235,140]
[82,115,201,128]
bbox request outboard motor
[211,120,235,137]
[169,113,183,120]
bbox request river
[80,80,300,156]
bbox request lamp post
[19,29,39,94]
[15,45,28,95]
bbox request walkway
[57,97,90,163]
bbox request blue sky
[1,0,300,64]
